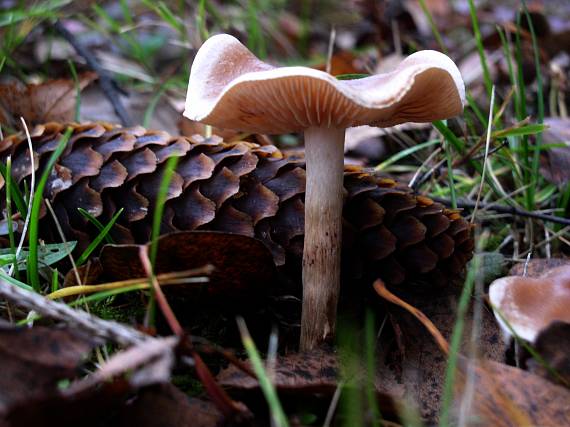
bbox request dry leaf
[509,257,570,277]
[0,73,97,127]
[540,117,570,186]
[99,231,278,301]
[455,358,570,426]
[0,322,96,415]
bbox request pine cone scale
[0,123,474,287]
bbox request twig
[0,275,150,346]
[54,20,133,126]
[472,85,496,223]
[138,246,184,337]
[434,197,570,226]
[8,118,35,277]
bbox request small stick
[54,20,133,126]
[0,276,149,346]
[434,197,570,227]
[373,279,449,355]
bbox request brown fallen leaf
[313,51,368,76]
[2,379,131,427]
[3,356,226,427]
[375,286,505,422]
[117,384,225,427]
[509,257,570,277]
[98,231,278,301]
[2,333,235,427]
[218,346,403,423]
[540,117,570,186]
[0,322,97,415]
[218,347,339,395]
[0,72,97,128]
[456,358,570,427]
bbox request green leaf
[335,73,369,80]
[76,208,123,266]
[0,241,77,270]
[493,124,547,138]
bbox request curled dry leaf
[0,73,97,128]
[0,322,97,415]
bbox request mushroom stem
[300,126,346,351]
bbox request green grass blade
[77,208,116,244]
[417,0,447,53]
[0,269,33,291]
[467,0,493,97]
[76,208,124,266]
[522,1,545,211]
[237,317,289,427]
[492,124,546,138]
[67,59,81,122]
[246,0,266,58]
[0,162,28,217]
[4,157,19,279]
[142,80,172,128]
[28,127,72,291]
[375,139,440,171]
[197,0,209,40]
[365,309,382,426]
[51,268,59,293]
[439,251,482,427]
[444,139,458,209]
[149,156,179,268]
[466,92,487,127]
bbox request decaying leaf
[0,322,96,415]
[218,348,339,394]
[540,117,570,186]
[454,358,570,427]
[98,231,278,300]
[0,73,97,127]
[218,347,403,423]
[509,257,570,277]
[117,384,224,427]
[1,334,224,427]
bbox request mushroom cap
[184,34,465,134]
[489,265,570,342]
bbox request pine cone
[0,122,473,287]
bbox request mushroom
[489,265,570,343]
[184,34,465,350]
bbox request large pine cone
[0,122,473,287]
